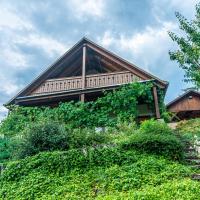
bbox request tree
[169,3,200,88]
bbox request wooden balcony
[31,71,141,95]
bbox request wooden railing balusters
[31,71,140,95]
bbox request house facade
[167,90,200,120]
[6,38,168,119]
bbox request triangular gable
[6,37,168,105]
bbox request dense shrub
[122,133,184,160]
[68,128,108,148]
[121,120,184,160]
[16,122,69,158]
[176,118,200,143]
[140,119,174,135]
[0,137,11,163]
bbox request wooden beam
[81,44,86,102]
[87,43,167,89]
[153,86,161,119]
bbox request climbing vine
[0,82,165,136]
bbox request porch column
[81,44,86,102]
[153,86,161,119]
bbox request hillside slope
[1,147,200,199]
[1,119,200,199]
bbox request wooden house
[6,37,168,119]
[167,90,200,120]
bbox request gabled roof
[6,37,168,106]
[167,90,200,108]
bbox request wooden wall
[168,94,200,113]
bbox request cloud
[0,6,33,30]
[66,0,106,19]
[16,34,67,58]
[168,0,198,13]
[98,31,115,48]
[0,75,21,96]
[98,21,178,72]
[0,47,27,69]
[97,20,189,102]
[152,0,198,20]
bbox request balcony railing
[31,71,141,95]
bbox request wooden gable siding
[31,71,140,95]
[168,94,200,113]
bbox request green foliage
[0,82,162,136]
[121,120,184,160]
[16,122,69,158]
[122,133,184,160]
[0,148,196,199]
[0,119,199,199]
[0,135,22,163]
[97,179,200,200]
[0,137,11,163]
[169,3,200,88]
[68,128,108,149]
[140,119,174,135]
[176,118,200,143]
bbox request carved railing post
[153,86,161,119]
[81,44,86,102]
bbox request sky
[0,0,198,121]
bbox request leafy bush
[121,120,184,160]
[122,133,184,160]
[16,122,69,158]
[176,118,200,143]
[0,137,11,163]
[140,119,174,135]
[68,128,108,148]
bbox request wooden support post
[81,44,86,102]
[153,86,161,119]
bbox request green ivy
[0,82,165,136]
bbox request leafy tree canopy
[169,3,200,88]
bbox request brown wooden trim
[15,85,122,104]
[31,71,138,95]
[153,86,161,119]
[46,70,129,82]
[81,44,86,102]
[87,43,168,89]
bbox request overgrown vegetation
[121,121,184,160]
[0,137,11,163]
[176,118,200,143]
[0,82,164,136]
[0,82,199,199]
[0,118,199,199]
[0,143,198,199]
[16,122,69,158]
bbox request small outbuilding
[167,90,200,121]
